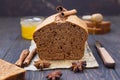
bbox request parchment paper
[24,40,99,71]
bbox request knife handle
[98,47,115,68]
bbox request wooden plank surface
[0,16,120,80]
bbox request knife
[95,41,115,68]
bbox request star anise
[34,59,51,70]
[46,70,62,80]
[70,61,87,73]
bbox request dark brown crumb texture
[33,22,87,60]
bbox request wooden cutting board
[84,20,111,34]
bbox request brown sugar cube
[0,59,26,80]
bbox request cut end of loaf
[33,22,88,60]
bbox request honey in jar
[20,17,43,39]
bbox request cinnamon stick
[15,49,29,67]
[23,48,37,66]
[56,6,67,12]
[61,9,77,17]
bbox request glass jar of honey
[20,17,44,40]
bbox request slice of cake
[0,59,26,80]
[33,8,88,60]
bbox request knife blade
[95,41,115,68]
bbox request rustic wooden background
[0,0,120,17]
[0,16,120,80]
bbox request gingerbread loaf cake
[33,8,88,60]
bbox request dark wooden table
[0,16,120,80]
